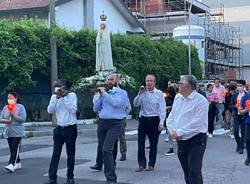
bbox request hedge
[0,18,202,92]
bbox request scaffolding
[123,0,243,80]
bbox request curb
[0,119,95,128]
[0,128,97,139]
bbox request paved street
[0,119,249,184]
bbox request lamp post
[188,0,193,75]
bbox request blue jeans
[215,103,224,128]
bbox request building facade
[0,0,145,34]
[125,0,243,80]
[203,0,250,80]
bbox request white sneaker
[208,134,213,138]
[5,164,15,173]
[14,162,21,170]
[230,134,235,139]
[164,138,169,142]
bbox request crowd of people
[0,74,250,184]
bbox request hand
[9,111,15,117]
[171,130,179,140]
[158,124,164,131]
[97,87,106,94]
[138,85,145,95]
[61,89,69,97]
[55,88,64,99]
[1,119,11,124]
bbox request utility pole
[188,0,193,75]
[50,0,58,90]
[49,0,58,126]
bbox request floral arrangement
[72,73,136,92]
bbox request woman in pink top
[207,84,219,137]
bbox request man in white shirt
[166,75,208,184]
[213,78,226,128]
[134,74,166,172]
[45,80,77,184]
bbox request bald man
[93,74,129,184]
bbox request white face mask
[55,87,61,93]
[8,99,16,105]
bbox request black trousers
[48,124,77,182]
[96,121,118,168]
[177,133,207,184]
[233,115,245,151]
[245,124,250,159]
[208,104,217,134]
[7,137,21,165]
[98,119,124,183]
[138,116,160,168]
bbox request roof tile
[0,0,50,11]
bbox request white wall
[173,26,205,62]
[56,0,84,31]
[93,0,134,33]
[243,65,250,80]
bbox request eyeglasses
[178,82,187,85]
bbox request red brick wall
[128,0,165,14]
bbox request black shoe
[120,154,126,161]
[244,158,250,166]
[64,178,74,184]
[90,164,102,171]
[44,180,57,184]
[236,146,240,153]
[164,148,174,156]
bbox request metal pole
[188,0,193,75]
[49,0,58,90]
[49,0,58,126]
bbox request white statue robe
[95,26,114,74]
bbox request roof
[0,0,70,12]
[0,0,145,31]
[0,0,49,11]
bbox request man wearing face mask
[93,73,128,184]
[230,82,246,154]
[45,80,77,184]
[133,74,166,172]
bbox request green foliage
[53,28,96,81]
[0,19,202,92]
[112,35,202,89]
[0,19,50,91]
